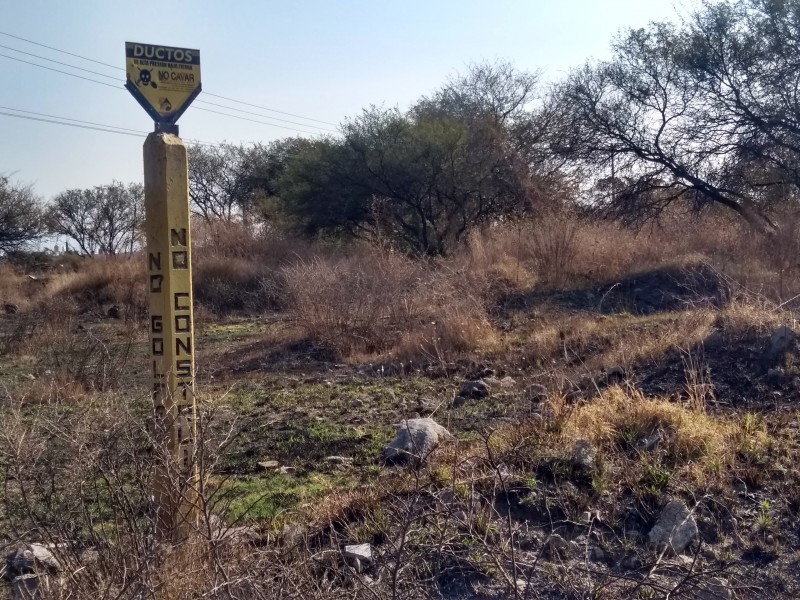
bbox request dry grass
[283,248,497,361]
[565,386,736,469]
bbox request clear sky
[1,0,687,199]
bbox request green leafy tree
[279,62,544,256]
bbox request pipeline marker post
[125,42,202,540]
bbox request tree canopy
[0,176,44,255]
[553,0,800,232]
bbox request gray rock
[351,398,364,408]
[499,376,517,388]
[590,546,605,562]
[696,577,732,600]
[766,367,786,384]
[620,553,642,571]
[605,366,626,383]
[6,544,60,577]
[324,456,353,465]
[451,395,466,408]
[764,325,797,367]
[107,305,122,319]
[544,534,572,559]
[11,574,40,600]
[637,430,663,452]
[257,460,280,471]
[525,384,548,403]
[382,418,451,465]
[648,500,698,554]
[344,543,372,564]
[571,439,595,470]
[282,523,306,546]
[459,379,489,400]
[4,303,19,315]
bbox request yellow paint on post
[144,132,198,539]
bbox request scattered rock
[451,395,466,408]
[107,305,122,319]
[11,573,41,600]
[4,303,19,315]
[648,500,698,554]
[696,577,732,600]
[459,379,489,400]
[763,325,797,368]
[5,543,60,577]
[590,546,605,562]
[620,553,642,571]
[544,534,573,559]
[637,430,663,452]
[257,460,280,471]
[604,366,626,383]
[351,398,363,408]
[382,418,451,465]
[499,376,516,388]
[766,367,786,385]
[324,456,353,466]
[279,466,296,475]
[571,439,595,470]
[344,543,372,564]
[281,523,306,546]
[525,384,548,403]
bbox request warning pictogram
[125,42,201,125]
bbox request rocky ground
[1,262,799,598]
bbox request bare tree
[48,182,144,256]
[0,176,44,255]
[552,0,800,233]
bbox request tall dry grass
[282,248,496,361]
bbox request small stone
[257,460,280,471]
[637,431,663,452]
[282,523,306,546]
[4,303,19,314]
[324,456,353,465]
[352,398,364,408]
[648,500,698,554]
[571,439,595,470]
[279,466,296,475]
[590,546,605,562]
[499,376,516,388]
[6,543,60,576]
[620,553,642,571]
[459,379,489,400]
[344,543,372,564]
[763,325,797,367]
[766,368,786,384]
[382,418,451,466]
[605,366,625,382]
[451,395,466,408]
[545,534,572,559]
[696,577,732,600]
[11,574,40,599]
[525,384,548,403]
[107,305,122,319]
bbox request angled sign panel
[125,42,201,125]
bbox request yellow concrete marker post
[144,133,198,539]
[125,41,202,541]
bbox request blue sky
[1,0,685,198]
